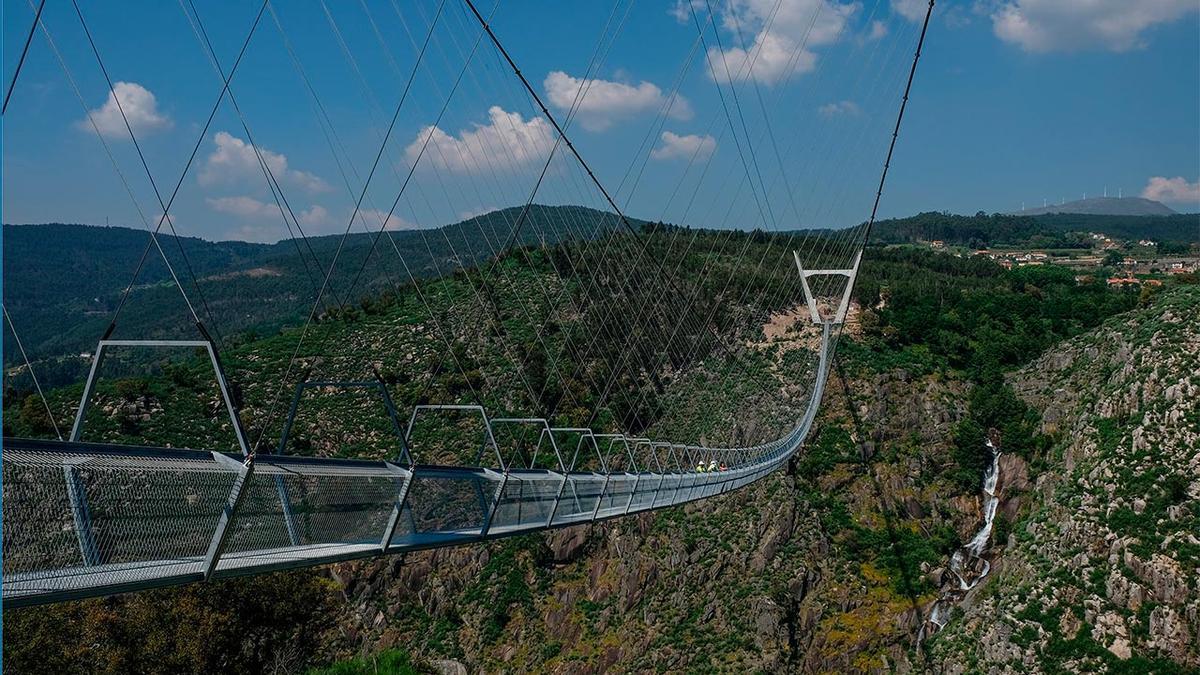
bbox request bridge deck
[2,329,828,608]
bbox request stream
[919,435,1002,644]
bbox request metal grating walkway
[2,325,832,609]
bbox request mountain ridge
[1008,196,1178,217]
[2,204,631,367]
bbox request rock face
[308,360,982,672]
[927,287,1200,671]
[315,287,1197,673]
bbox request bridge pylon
[792,250,862,326]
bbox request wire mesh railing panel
[284,473,398,547]
[627,475,662,513]
[1,317,830,606]
[550,474,606,525]
[674,474,698,504]
[703,479,726,499]
[261,463,398,544]
[390,469,502,545]
[2,446,236,602]
[595,474,636,517]
[213,459,404,572]
[671,474,700,504]
[83,462,238,568]
[3,455,87,578]
[220,472,296,556]
[489,471,563,531]
[653,475,681,508]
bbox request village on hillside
[922,232,1200,287]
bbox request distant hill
[872,211,1199,249]
[1008,196,1177,217]
[7,205,1195,377]
[2,205,629,368]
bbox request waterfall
[947,438,1000,590]
[968,439,1001,556]
[920,437,1002,645]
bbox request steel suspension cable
[25,0,216,338]
[460,0,786,427]
[422,0,649,419]
[245,0,457,452]
[177,0,335,314]
[693,6,916,432]
[586,0,822,429]
[622,0,905,438]
[692,0,778,232]
[359,0,638,419]
[580,0,803,391]
[2,0,46,115]
[858,0,935,252]
[69,0,262,342]
[726,0,903,324]
[319,8,570,422]
[278,0,501,415]
[3,304,62,440]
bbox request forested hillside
[930,287,1200,672]
[2,205,630,372]
[9,207,1192,377]
[6,226,1195,673]
[871,211,1200,250]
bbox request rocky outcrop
[928,286,1200,671]
[305,348,992,672]
[311,291,1200,673]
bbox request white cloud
[817,100,861,117]
[207,196,331,230]
[866,20,889,41]
[651,131,717,161]
[543,71,692,132]
[225,224,279,243]
[358,208,418,231]
[407,106,554,174]
[204,194,331,241]
[1141,176,1200,204]
[210,199,414,235]
[298,205,330,227]
[207,195,277,219]
[703,0,858,85]
[990,0,1198,53]
[670,0,704,23]
[942,4,976,29]
[76,81,171,139]
[458,206,498,221]
[199,131,329,194]
[892,0,928,22]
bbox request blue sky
[3,0,1198,242]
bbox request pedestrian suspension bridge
[2,0,935,608]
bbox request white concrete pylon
[792,250,862,325]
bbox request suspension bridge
[2,0,934,608]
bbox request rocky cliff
[316,288,1199,674]
[6,272,1196,675]
[311,359,987,672]
[927,286,1200,672]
